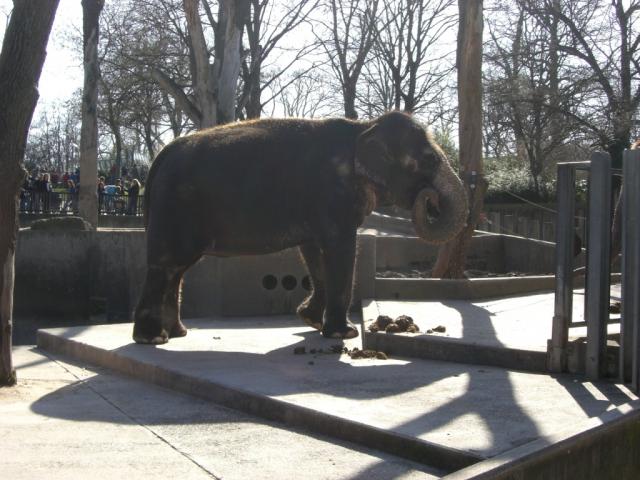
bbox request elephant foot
[296,301,323,331]
[322,321,359,339]
[132,327,169,345]
[133,320,187,344]
[169,320,188,338]
[132,309,173,345]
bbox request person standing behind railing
[114,179,125,214]
[64,179,78,213]
[104,183,117,213]
[127,178,140,215]
[97,176,105,213]
[20,174,32,212]
[38,173,52,213]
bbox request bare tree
[270,71,333,118]
[97,2,169,171]
[148,0,249,128]
[0,0,59,386]
[432,0,485,278]
[484,0,579,194]
[238,0,318,119]
[25,99,82,174]
[366,0,456,118]
[316,0,380,119]
[79,0,105,228]
[525,0,640,168]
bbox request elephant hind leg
[133,264,189,344]
[169,277,187,338]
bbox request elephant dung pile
[348,348,388,360]
[368,315,420,334]
[292,345,388,360]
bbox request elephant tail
[143,177,151,229]
[143,145,170,229]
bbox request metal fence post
[585,152,612,380]
[550,163,576,372]
[490,212,500,233]
[623,150,640,390]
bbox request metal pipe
[585,152,612,380]
[550,163,576,372]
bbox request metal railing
[19,191,144,216]
[550,150,640,391]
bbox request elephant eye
[422,149,441,168]
[401,155,419,172]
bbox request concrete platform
[363,290,622,372]
[37,315,639,476]
[2,346,438,480]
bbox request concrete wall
[15,229,375,319]
[15,229,146,320]
[445,403,640,480]
[375,233,557,275]
[16,227,558,319]
[19,213,144,229]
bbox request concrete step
[37,316,638,477]
[374,274,622,302]
[361,292,622,373]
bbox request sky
[0,0,83,113]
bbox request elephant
[132,111,468,344]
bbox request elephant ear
[355,124,392,187]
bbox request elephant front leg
[297,243,326,331]
[133,265,187,344]
[321,232,359,339]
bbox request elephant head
[355,111,468,245]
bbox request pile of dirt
[376,268,540,279]
[348,348,387,360]
[293,344,388,360]
[426,325,447,334]
[368,315,420,333]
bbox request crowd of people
[20,168,144,216]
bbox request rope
[489,190,587,221]
[503,191,558,214]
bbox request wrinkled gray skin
[133,111,468,344]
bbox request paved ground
[1,346,440,480]
[35,314,637,464]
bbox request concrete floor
[34,312,638,471]
[1,346,440,480]
[363,289,621,352]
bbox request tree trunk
[216,0,248,124]
[104,86,123,178]
[432,0,485,279]
[0,0,59,386]
[344,80,358,119]
[245,60,262,119]
[79,0,104,228]
[184,0,217,128]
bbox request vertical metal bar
[623,150,640,390]
[550,164,576,372]
[585,152,612,380]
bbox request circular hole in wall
[281,275,297,291]
[301,275,312,291]
[262,274,278,290]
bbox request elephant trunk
[411,163,468,245]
